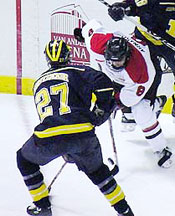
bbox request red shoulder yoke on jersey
[126,43,148,84]
[90,33,113,54]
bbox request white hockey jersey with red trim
[82,19,156,107]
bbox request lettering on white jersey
[122,36,145,53]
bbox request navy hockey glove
[108,4,125,21]
[74,28,85,42]
[94,106,105,117]
[92,105,110,126]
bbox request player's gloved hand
[111,92,125,119]
[91,104,110,126]
[108,4,125,21]
[114,92,125,109]
[74,28,85,42]
[94,106,105,117]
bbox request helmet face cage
[45,40,71,68]
[104,37,131,62]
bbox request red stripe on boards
[16,0,22,94]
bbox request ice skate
[121,114,136,132]
[156,95,167,118]
[117,206,134,216]
[155,147,173,168]
[171,103,175,123]
[27,203,52,216]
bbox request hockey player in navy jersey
[16,40,134,216]
[74,19,173,168]
[108,0,175,120]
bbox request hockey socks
[16,149,51,209]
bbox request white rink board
[1,0,135,78]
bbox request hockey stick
[48,161,67,192]
[97,0,175,52]
[95,62,119,175]
[108,116,119,175]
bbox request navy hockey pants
[20,134,103,174]
[17,135,130,214]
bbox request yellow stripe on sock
[105,185,125,205]
[29,183,49,202]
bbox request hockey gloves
[90,104,110,126]
[94,106,105,117]
[112,92,125,119]
[74,28,85,42]
[93,105,109,126]
[114,92,125,110]
[108,5,125,21]
[108,1,134,22]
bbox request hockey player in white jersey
[74,19,173,168]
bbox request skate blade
[160,153,175,168]
[161,159,173,168]
[120,123,136,132]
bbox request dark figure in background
[16,40,134,216]
[108,0,175,121]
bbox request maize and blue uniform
[19,65,114,167]
[17,65,133,214]
[118,0,175,76]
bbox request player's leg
[158,46,175,122]
[132,99,173,168]
[120,107,136,132]
[172,94,175,121]
[112,82,136,133]
[16,135,66,216]
[69,135,134,216]
[16,136,52,216]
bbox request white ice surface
[0,93,175,216]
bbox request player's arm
[74,19,103,44]
[87,70,116,126]
[93,71,115,111]
[74,19,113,54]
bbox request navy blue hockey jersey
[33,65,114,139]
[126,0,175,46]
